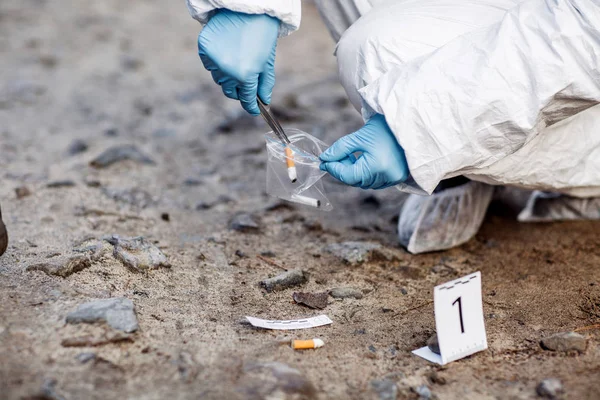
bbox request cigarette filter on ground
[284,146,297,183]
[291,194,320,208]
[292,338,325,350]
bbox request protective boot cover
[398,181,494,254]
[518,192,600,222]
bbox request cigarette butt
[291,194,321,208]
[292,338,325,350]
[284,146,297,183]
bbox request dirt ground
[1,1,600,399]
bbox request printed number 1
[453,297,465,334]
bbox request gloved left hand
[198,9,279,115]
[319,114,409,189]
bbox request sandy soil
[1,1,600,399]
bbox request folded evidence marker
[413,271,487,365]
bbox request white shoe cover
[518,191,600,222]
[398,181,494,254]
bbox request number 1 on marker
[452,296,465,334]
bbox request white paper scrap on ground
[245,315,333,330]
[413,271,487,365]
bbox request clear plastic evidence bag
[265,129,333,211]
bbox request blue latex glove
[319,114,409,190]
[198,10,279,115]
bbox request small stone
[260,251,276,258]
[238,362,316,399]
[427,334,440,355]
[47,180,76,188]
[75,352,96,363]
[15,186,32,199]
[66,297,138,333]
[67,139,88,155]
[107,235,171,272]
[61,331,133,347]
[431,264,455,276]
[371,379,397,400]
[325,241,384,266]
[235,250,247,258]
[329,287,363,299]
[540,332,587,353]
[412,384,432,399]
[536,378,564,399]
[161,213,170,222]
[361,195,381,208]
[102,187,155,208]
[293,292,328,309]
[90,145,156,168]
[26,255,92,278]
[229,213,260,233]
[260,269,308,292]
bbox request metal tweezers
[257,97,291,146]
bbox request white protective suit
[187,0,600,197]
[187,0,600,251]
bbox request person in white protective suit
[187,0,600,254]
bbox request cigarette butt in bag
[292,338,325,350]
[284,146,297,183]
[291,194,321,208]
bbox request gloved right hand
[198,9,279,115]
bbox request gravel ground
[1,1,600,399]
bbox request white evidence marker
[245,315,333,330]
[413,271,487,365]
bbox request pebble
[238,362,316,399]
[47,180,76,188]
[67,139,88,155]
[66,297,138,333]
[15,186,32,199]
[370,379,397,400]
[293,292,328,309]
[324,241,383,266]
[75,352,96,364]
[260,269,308,292]
[106,235,171,272]
[540,332,587,353]
[101,187,155,208]
[329,287,363,299]
[90,145,156,168]
[26,254,92,278]
[427,334,440,355]
[413,384,432,399]
[431,264,455,276]
[536,378,564,399]
[229,213,260,233]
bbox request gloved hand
[198,9,279,115]
[319,114,409,189]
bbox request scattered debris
[371,379,397,400]
[67,139,88,155]
[229,213,260,233]
[106,235,171,272]
[260,269,308,292]
[329,287,363,300]
[66,297,139,333]
[15,186,32,199]
[540,332,587,353]
[293,292,328,309]
[101,187,156,208]
[536,378,564,399]
[427,334,440,355]
[90,145,156,168]
[256,254,286,270]
[291,338,325,350]
[47,180,76,188]
[26,254,92,278]
[325,241,386,266]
